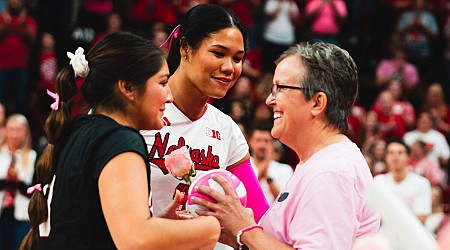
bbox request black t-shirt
[37,114,150,250]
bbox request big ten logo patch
[206,127,221,140]
[173,183,190,210]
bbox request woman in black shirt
[21,32,220,250]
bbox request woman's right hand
[192,174,256,236]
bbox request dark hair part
[414,140,428,152]
[249,122,273,138]
[385,137,410,155]
[20,32,165,250]
[166,4,247,75]
[276,42,358,134]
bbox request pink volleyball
[187,169,247,216]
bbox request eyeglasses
[270,84,310,98]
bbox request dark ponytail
[21,65,78,250]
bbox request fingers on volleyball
[187,169,247,217]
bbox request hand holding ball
[187,169,247,216]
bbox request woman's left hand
[192,174,256,236]
[159,190,194,220]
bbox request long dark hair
[20,32,165,250]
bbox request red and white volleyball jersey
[141,103,249,216]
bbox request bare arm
[99,152,220,250]
[304,0,326,21]
[329,0,346,24]
[227,152,250,170]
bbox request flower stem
[183,175,191,186]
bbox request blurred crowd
[1,0,450,248]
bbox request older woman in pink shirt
[193,42,380,250]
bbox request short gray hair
[276,42,358,133]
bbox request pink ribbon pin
[47,89,59,111]
[27,183,42,195]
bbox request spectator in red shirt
[421,83,450,140]
[372,79,416,130]
[90,12,122,48]
[0,0,37,114]
[372,90,407,140]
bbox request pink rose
[165,146,196,185]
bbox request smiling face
[265,56,308,143]
[182,27,244,99]
[135,61,172,130]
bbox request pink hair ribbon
[27,183,42,194]
[160,24,181,52]
[47,89,59,111]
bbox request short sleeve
[264,0,278,13]
[424,12,438,35]
[376,60,391,78]
[26,17,38,34]
[226,117,249,167]
[92,128,149,179]
[290,172,358,249]
[305,1,319,13]
[335,1,347,17]
[404,64,419,85]
[413,178,431,215]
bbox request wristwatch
[267,177,273,184]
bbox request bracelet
[237,224,263,250]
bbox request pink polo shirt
[260,142,380,249]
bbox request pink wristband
[237,224,263,249]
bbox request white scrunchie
[67,47,90,78]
